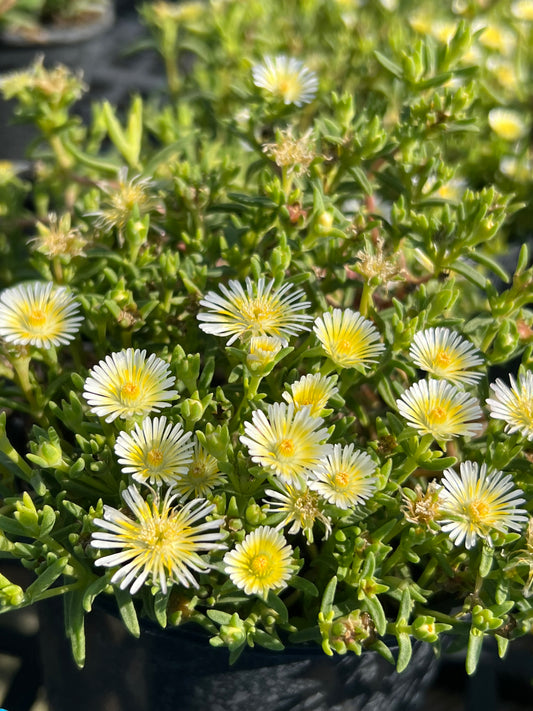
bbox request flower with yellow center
[114,416,194,487]
[264,484,331,542]
[91,485,225,593]
[409,328,484,385]
[240,403,331,487]
[477,22,516,54]
[224,526,294,597]
[282,373,339,417]
[511,0,533,20]
[92,168,160,233]
[488,108,528,141]
[486,371,533,441]
[0,281,82,349]
[172,442,226,500]
[83,348,178,423]
[437,462,527,549]
[246,335,287,373]
[308,444,378,509]
[396,378,483,440]
[252,55,318,107]
[198,277,312,345]
[313,308,385,370]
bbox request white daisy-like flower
[264,484,331,542]
[0,281,82,349]
[252,55,318,106]
[83,348,178,423]
[172,442,226,500]
[409,328,484,385]
[488,108,528,141]
[438,462,527,549]
[197,277,312,345]
[308,444,378,509]
[486,371,533,441]
[511,0,533,20]
[224,525,294,597]
[282,373,339,416]
[240,402,332,487]
[396,378,483,440]
[313,308,385,370]
[114,416,194,487]
[91,485,225,594]
[246,335,287,372]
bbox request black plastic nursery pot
[38,597,438,711]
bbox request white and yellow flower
[198,277,312,345]
[252,55,318,106]
[438,462,527,549]
[396,378,483,440]
[264,484,331,542]
[488,108,528,141]
[486,371,533,441]
[0,281,82,349]
[83,348,178,423]
[224,525,294,597]
[172,442,226,500]
[308,444,377,509]
[511,0,533,20]
[240,402,331,487]
[91,485,225,593]
[313,308,385,370]
[282,373,338,416]
[409,327,484,385]
[114,416,194,487]
[246,335,287,372]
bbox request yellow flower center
[28,308,47,328]
[429,406,447,423]
[334,471,350,488]
[278,439,295,457]
[466,499,490,524]
[337,339,353,354]
[189,462,206,480]
[434,350,452,368]
[147,448,164,467]
[121,381,140,402]
[250,553,270,576]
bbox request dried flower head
[91,485,225,593]
[263,128,315,177]
[355,238,399,284]
[30,213,87,259]
[264,484,331,542]
[94,168,160,233]
[252,55,318,106]
[402,482,442,527]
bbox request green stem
[359,281,374,317]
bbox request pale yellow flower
[313,309,385,370]
[409,328,484,385]
[282,373,338,417]
[308,444,378,509]
[488,108,528,141]
[252,55,318,106]
[486,371,533,441]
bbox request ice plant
[197,277,312,345]
[313,309,385,370]
[91,485,225,593]
[83,348,178,422]
[488,108,528,141]
[396,378,483,440]
[282,373,339,416]
[308,444,378,509]
[0,281,82,349]
[264,484,332,542]
[438,462,528,549]
[486,371,533,441]
[114,416,194,487]
[224,526,294,597]
[409,327,484,385]
[252,55,318,106]
[240,402,332,487]
[172,442,226,500]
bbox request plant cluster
[0,0,532,674]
